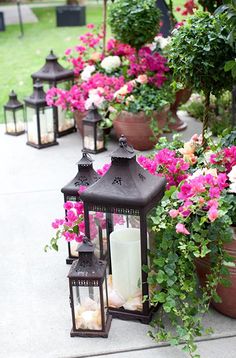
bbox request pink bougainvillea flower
[169,209,179,218]
[208,207,219,222]
[87,23,95,29]
[176,223,190,235]
[64,201,74,210]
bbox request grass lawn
[0,5,103,123]
[0,1,196,123]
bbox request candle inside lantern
[110,228,141,301]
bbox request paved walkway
[0,4,38,25]
[0,112,235,358]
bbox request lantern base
[109,305,159,324]
[57,126,77,138]
[66,256,76,265]
[83,147,107,155]
[26,141,59,150]
[70,314,112,338]
[5,130,25,136]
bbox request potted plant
[137,134,235,357]
[168,11,234,145]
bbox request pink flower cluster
[127,47,169,88]
[138,149,190,189]
[46,73,126,112]
[107,38,135,57]
[210,146,236,174]
[168,173,228,235]
[176,0,198,16]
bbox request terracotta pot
[196,226,236,318]
[169,88,192,131]
[74,110,88,136]
[113,107,169,151]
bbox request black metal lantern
[31,50,76,137]
[24,80,58,149]
[82,104,106,154]
[61,150,100,264]
[68,238,112,337]
[4,90,25,136]
[80,135,166,323]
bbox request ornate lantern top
[80,136,166,210]
[84,104,102,123]
[24,80,47,107]
[61,150,100,196]
[67,237,106,280]
[31,50,74,83]
[4,90,23,110]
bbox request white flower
[81,65,96,81]
[152,35,171,50]
[101,56,121,73]
[228,165,236,184]
[204,150,214,163]
[229,182,236,194]
[85,92,105,110]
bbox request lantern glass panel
[107,213,143,312]
[84,124,95,151]
[72,285,103,331]
[89,211,108,259]
[15,109,25,133]
[58,107,75,133]
[26,106,38,144]
[5,109,15,133]
[96,126,105,151]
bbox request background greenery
[0,1,195,123]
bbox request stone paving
[0,112,236,358]
[0,4,38,25]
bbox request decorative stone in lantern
[4,90,25,136]
[80,135,166,323]
[31,50,76,137]
[82,104,106,154]
[68,237,112,337]
[61,150,100,264]
[24,80,58,149]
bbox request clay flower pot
[169,88,192,131]
[74,110,88,136]
[196,226,236,318]
[113,107,169,151]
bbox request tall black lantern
[61,150,100,264]
[81,136,166,323]
[82,104,106,154]
[68,238,112,337]
[24,80,58,149]
[4,90,25,136]
[31,50,76,137]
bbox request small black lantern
[61,150,100,264]
[4,90,25,136]
[68,237,112,337]
[80,135,166,323]
[82,104,106,154]
[24,80,58,149]
[31,50,76,137]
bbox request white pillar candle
[110,228,141,301]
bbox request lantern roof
[4,90,23,110]
[67,238,106,280]
[61,150,100,196]
[80,136,166,210]
[31,50,74,83]
[24,80,47,107]
[83,104,102,123]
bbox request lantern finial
[111,135,135,160]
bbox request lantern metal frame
[31,50,76,137]
[61,150,100,264]
[80,136,166,323]
[68,238,112,338]
[24,80,58,149]
[82,104,106,154]
[4,90,25,136]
